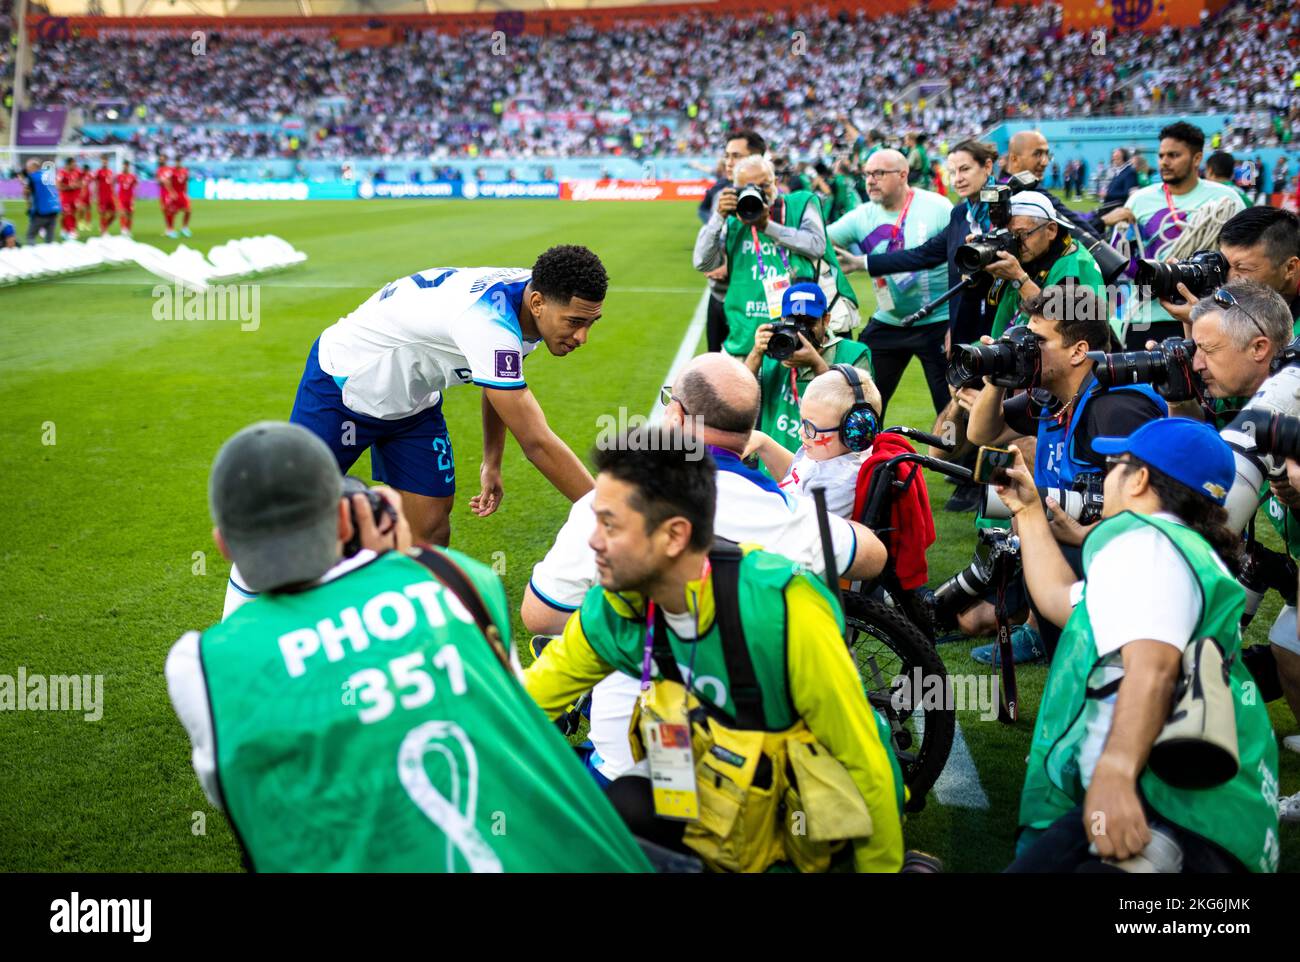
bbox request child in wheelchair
[745,366,883,519]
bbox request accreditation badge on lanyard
[753,226,793,320]
[875,190,917,312]
[636,566,709,821]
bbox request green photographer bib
[1018,513,1280,872]
[200,549,649,873]
[723,190,857,357]
[989,241,1106,339]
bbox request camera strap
[993,555,1019,724]
[407,546,514,675]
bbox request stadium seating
[26,0,1300,163]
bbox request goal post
[1,144,135,179]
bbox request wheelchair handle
[883,425,954,453]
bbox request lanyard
[1162,183,1179,215]
[890,189,915,244]
[751,225,794,279]
[639,556,712,695]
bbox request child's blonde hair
[802,366,882,418]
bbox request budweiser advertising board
[561,179,714,201]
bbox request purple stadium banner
[16,108,68,146]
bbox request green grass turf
[0,197,1295,872]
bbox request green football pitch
[1,198,1296,872]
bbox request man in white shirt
[520,352,887,781]
[289,245,607,546]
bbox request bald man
[521,352,886,782]
[1004,130,1100,241]
[829,148,954,414]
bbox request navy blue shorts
[289,337,455,498]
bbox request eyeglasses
[863,169,905,179]
[1212,288,1268,341]
[801,418,839,439]
[1010,221,1051,243]
[1105,455,1135,474]
[660,385,689,415]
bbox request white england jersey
[317,266,542,420]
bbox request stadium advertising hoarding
[197,179,357,201]
[183,178,714,202]
[561,179,714,201]
[359,181,562,199]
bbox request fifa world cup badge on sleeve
[639,689,700,821]
[763,273,792,320]
[495,350,521,379]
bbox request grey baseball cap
[209,421,343,592]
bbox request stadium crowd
[21,0,1300,162]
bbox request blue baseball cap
[1091,418,1235,505]
[781,282,827,319]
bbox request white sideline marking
[932,719,990,810]
[647,287,711,420]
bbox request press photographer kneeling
[963,285,1167,660]
[997,420,1279,873]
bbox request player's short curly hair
[531,245,608,304]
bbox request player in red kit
[93,155,117,235]
[171,156,193,237]
[156,156,177,237]
[115,160,138,237]
[77,158,94,232]
[56,158,83,240]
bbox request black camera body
[766,317,818,361]
[341,476,397,558]
[955,228,1019,274]
[1087,336,1201,401]
[1271,334,1300,374]
[925,527,1022,630]
[956,173,1050,274]
[734,183,768,225]
[947,324,1041,390]
[1134,249,1228,303]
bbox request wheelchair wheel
[842,591,954,813]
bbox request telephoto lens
[1133,250,1227,302]
[1087,337,1200,401]
[946,325,1040,390]
[954,229,1017,273]
[734,184,768,224]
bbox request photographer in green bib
[165,421,649,873]
[695,153,859,358]
[981,191,1107,341]
[744,282,873,460]
[523,426,906,873]
[992,419,1279,873]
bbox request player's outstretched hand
[470,463,504,517]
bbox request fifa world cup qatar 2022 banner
[16,108,68,146]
